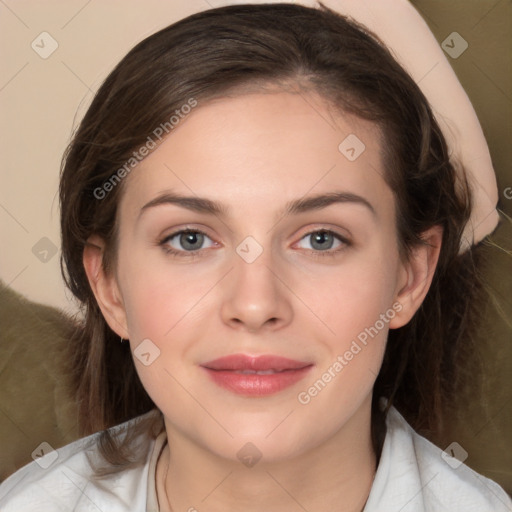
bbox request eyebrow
[138,190,376,220]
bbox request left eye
[296,230,346,251]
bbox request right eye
[160,229,216,257]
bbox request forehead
[120,91,391,220]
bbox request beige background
[0,0,511,494]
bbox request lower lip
[201,366,313,396]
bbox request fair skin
[83,90,442,512]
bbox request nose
[219,246,293,333]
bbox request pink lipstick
[201,354,313,396]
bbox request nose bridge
[219,235,293,331]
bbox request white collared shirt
[0,406,510,511]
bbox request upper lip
[201,354,312,371]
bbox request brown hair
[59,2,489,475]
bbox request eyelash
[158,228,351,259]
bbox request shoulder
[365,405,512,512]
[0,410,159,512]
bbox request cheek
[293,269,395,430]
[118,247,215,342]
[306,255,399,346]
[117,259,208,416]
[294,249,399,401]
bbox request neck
[157,396,377,512]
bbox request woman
[0,2,510,511]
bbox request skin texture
[83,91,442,511]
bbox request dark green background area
[411,0,512,494]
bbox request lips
[202,354,310,372]
[200,354,313,396]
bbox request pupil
[311,231,333,250]
[181,232,203,250]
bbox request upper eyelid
[161,225,211,239]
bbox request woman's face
[99,90,417,462]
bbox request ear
[389,225,443,329]
[82,234,129,339]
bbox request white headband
[200,0,500,252]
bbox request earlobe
[389,225,443,329]
[82,235,129,338]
